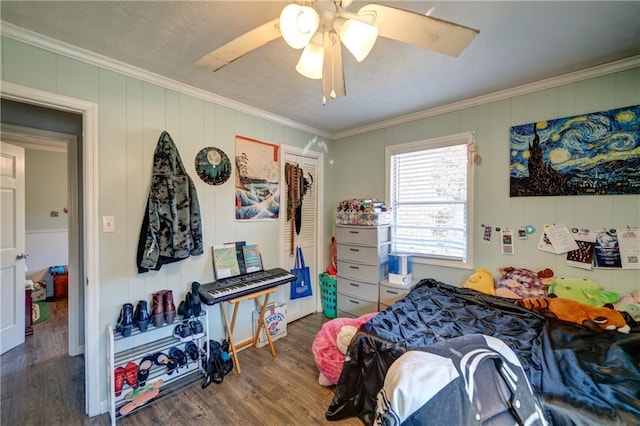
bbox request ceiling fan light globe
[337,18,378,62]
[280,4,320,49]
[296,42,324,79]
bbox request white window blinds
[387,132,473,266]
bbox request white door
[0,142,26,355]
[281,151,319,322]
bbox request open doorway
[0,83,101,417]
[1,107,83,358]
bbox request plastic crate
[319,273,337,319]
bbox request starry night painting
[510,105,640,197]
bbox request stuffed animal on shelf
[614,291,640,322]
[495,267,554,299]
[515,296,630,333]
[462,268,496,295]
[548,276,620,306]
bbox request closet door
[281,151,318,322]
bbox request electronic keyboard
[198,267,296,305]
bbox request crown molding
[0,21,333,140]
[333,54,640,139]
[3,21,638,142]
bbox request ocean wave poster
[509,105,640,197]
[235,135,280,220]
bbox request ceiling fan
[195,1,479,104]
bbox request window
[386,131,474,269]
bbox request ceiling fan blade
[358,4,479,57]
[195,18,281,71]
[322,32,346,103]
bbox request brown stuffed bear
[516,296,630,333]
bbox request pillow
[548,277,619,306]
[495,267,552,299]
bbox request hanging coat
[137,131,203,273]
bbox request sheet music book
[243,244,263,273]
[212,243,241,280]
[230,241,247,275]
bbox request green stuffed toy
[548,277,619,307]
[614,291,640,321]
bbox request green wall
[1,36,331,408]
[25,148,68,231]
[331,68,640,293]
[3,33,639,413]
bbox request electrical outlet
[103,216,116,233]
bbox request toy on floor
[614,291,640,322]
[312,312,378,386]
[337,325,358,355]
[548,276,619,306]
[516,296,630,333]
[462,268,495,295]
[495,267,553,299]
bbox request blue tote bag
[290,246,312,299]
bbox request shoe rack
[106,311,209,425]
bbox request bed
[326,278,640,425]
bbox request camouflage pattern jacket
[137,131,203,273]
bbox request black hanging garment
[285,162,313,236]
[137,131,203,273]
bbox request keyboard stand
[220,286,278,374]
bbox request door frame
[0,81,101,416]
[279,144,324,316]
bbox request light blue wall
[3,34,640,411]
[331,68,640,294]
[1,36,331,406]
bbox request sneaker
[184,341,200,362]
[169,347,188,371]
[189,319,205,340]
[173,323,193,342]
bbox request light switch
[103,215,116,233]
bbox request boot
[177,294,193,319]
[191,281,202,317]
[163,290,176,324]
[151,292,164,328]
[116,303,134,337]
[134,300,150,332]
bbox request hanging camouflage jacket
[137,131,203,273]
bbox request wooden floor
[1,300,362,425]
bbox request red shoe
[114,366,126,397]
[125,362,139,389]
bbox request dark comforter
[326,278,640,425]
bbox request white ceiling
[2,1,639,138]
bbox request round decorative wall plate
[195,147,231,185]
